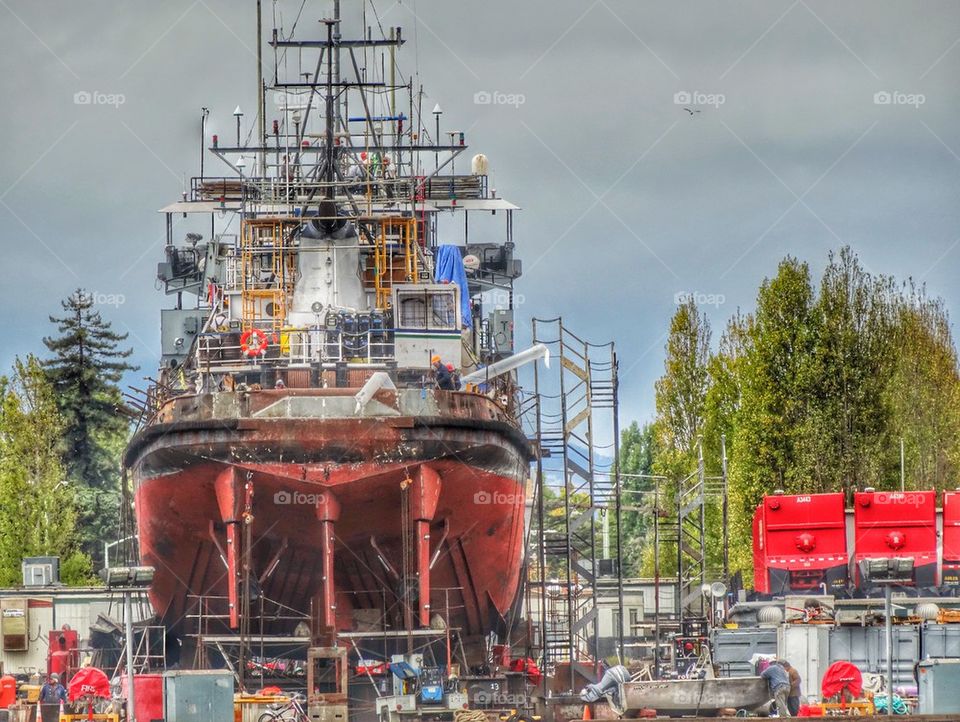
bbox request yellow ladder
[372,216,418,309]
[240,218,299,331]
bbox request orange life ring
[240,328,269,357]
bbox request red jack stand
[213,467,242,629]
[409,466,442,627]
[316,492,341,631]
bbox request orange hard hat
[431,355,441,364]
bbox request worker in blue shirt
[40,673,67,722]
[40,673,67,703]
[760,662,791,717]
[431,355,456,390]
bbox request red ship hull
[126,387,531,654]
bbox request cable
[453,710,488,722]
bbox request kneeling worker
[431,355,456,390]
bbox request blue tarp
[433,245,472,327]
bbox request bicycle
[258,693,309,722]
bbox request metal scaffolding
[526,317,621,691]
[654,437,728,624]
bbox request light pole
[884,583,894,716]
[200,107,210,180]
[432,104,442,170]
[101,566,155,722]
[859,557,914,716]
[234,105,244,147]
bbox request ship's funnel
[301,198,347,235]
[289,212,365,325]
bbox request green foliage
[727,257,817,572]
[0,356,84,585]
[531,484,596,579]
[621,248,960,585]
[653,299,711,478]
[43,289,136,564]
[60,550,99,586]
[798,248,898,493]
[884,285,960,488]
[618,421,659,575]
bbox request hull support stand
[316,492,342,632]
[411,465,442,627]
[214,467,242,629]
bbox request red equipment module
[47,627,79,680]
[942,491,960,584]
[853,489,937,588]
[753,492,848,595]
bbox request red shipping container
[941,491,960,585]
[121,674,164,722]
[852,489,937,587]
[753,492,848,595]
[48,628,80,679]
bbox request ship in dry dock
[123,2,538,668]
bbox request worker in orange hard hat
[431,355,456,391]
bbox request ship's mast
[333,0,341,95]
[323,18,336,201]
[257,0,264,175]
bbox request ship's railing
[191,173,486,204]
[193,325,396,373]
[187,593,311,624]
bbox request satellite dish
[711,581,727,598]
[311,301,324,313]
[463,254,481,270]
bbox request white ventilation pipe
[354,371,397,412]
[459,343,550,385]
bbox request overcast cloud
[1,0,958,426]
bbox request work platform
[588,718,959,722]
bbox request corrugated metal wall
[920,623,960,659]
[779,625,829,699]
[715,624,936,688]
[711,628,777,677]
[828,626,918,687]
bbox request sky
[1,0,959,427]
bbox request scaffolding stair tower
[527,318,621,693]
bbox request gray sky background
[1,0,959,427]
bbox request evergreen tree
[630,248,960,582]
[801,248,897,495]
[633,300,713,577]
[42,290,135,563]
[702,313,750,473]
[0,356,93,585]
[652,299,711,477]
[727,257,817,572]
[885,285,960,489]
